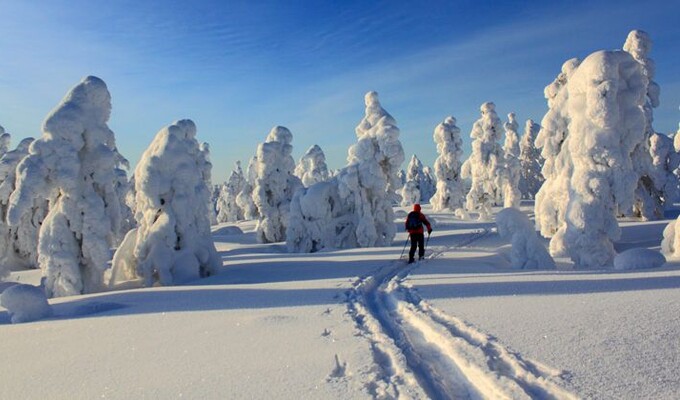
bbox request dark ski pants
[409,233,425,262]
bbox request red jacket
[405,209,432,235]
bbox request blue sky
[1,0,679,182]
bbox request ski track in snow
[346,227,577,399]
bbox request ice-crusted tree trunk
[624,30,664,220]
[0,138,47,271]
[400,155,425,206]
[295,145,330,187]
[519,119,544,199]
[216,161,245,223]
[460,102,505,220]
[502,113,522,209]
[535,50,647,269]
[253,126,303,243]
[236,156,259,220]
[7,76,129,297]
[110,120,220,287]
[287,91,404,252]
[430,116,465,213]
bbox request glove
[427,228,432,235]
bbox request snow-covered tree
[287,91,404,252]
[7,76,129,297]
[216,161,245,223]
[502,113,521,209]
[534,50,647,269]
[400,155,425,206]
[253,126,303,243]
[199,142,217,225]
[421,167,436,203]
[110,119,220,287]
[624,30,664,220]
[496,208,555,269]
[648,133,680,207]
[519,119,544,199]
[0,126,10,157]
[0,138,47,272]
[430,116,465,213]
[295,145,330,187]
[460,102,505,220]
[236,156,259,220]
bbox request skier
[405,203,432,264]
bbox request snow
[495,207,555,269]
[1,204,678,398]
[519,119,544,200]
[501,112,521,209]
[0,283,52,323]
[431,116,466,214]
[216,161,245,223]
[295,144,330,187]
[613,248,666,270]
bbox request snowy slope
[1,208,678,399]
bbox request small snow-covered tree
[236,156,259,220]
[400,155,425,206]
[216,161,245,223]
[648,133,680,207]
[430,116,465,212]
[460,102,505,220]
[496,208,555,269]
[253,126,303,243]
[295,145,330,187]
[110,119,220,287]
[535,50,647,269]
[519,119,544,199]
[7,76,129,296]
[502,112,521,209]
[287,91,404,252]
[199,142,217,225]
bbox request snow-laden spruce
[400,155,426,206]
[648,133,680,207]
[430,116,465,213]
[0,138,46,271]
[519,119,544,200]
[421,167,436,203]
[253,126,303,243]
[535,50,647,269]
[216,161,245,223]
[501,113,521,209]
[460,102,505,220]
[287,91,404,252]
[236,156,259,220]
[110,119,220,287]
[495,208,555,269]
[7,77,129,297]
[624,30,664,220]
[198,142,217,225]
[295,145,330,187]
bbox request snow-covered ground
[1,205,678,399]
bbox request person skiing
[405,203,432,263]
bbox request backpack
[406,212,422,231]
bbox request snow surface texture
[430,117,466,213]
[0,283,52,323]
[519,119,544,200]
[501,113,521,209]
[613,248,665,271]
[287,91,404,253]
[110,119,221,287]
[295,144,330,187]
[7,76,129,297]
[535,51,647,269]
[495,208,555,269]
[625,30,665,221]
[253,126,303,243]
[236,156,259,220]
[216,161,245,223]
[0,138,45,273]
[461,102,505,220]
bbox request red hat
[413,204,421,212]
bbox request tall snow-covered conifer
[253,126,303,243]
[535,51,647,268]
[460,102,505,220]
[502,113,521,209]
[519,119,544,199]
[287,91,404,252]
[216,161,245,223]
[400,155,425,206]
[7,76,128,296]
[295,145,330,187]
[236,156,259,220]
[110,120,220,287]
[430,116,465,212]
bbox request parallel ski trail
[346,227,576,399]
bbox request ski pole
[425,232,431,253]
[399,234,410,260]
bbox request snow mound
[0,284,52,323]
[613,248,666,271]
[212,226,244,236]
[496,208,555,269]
